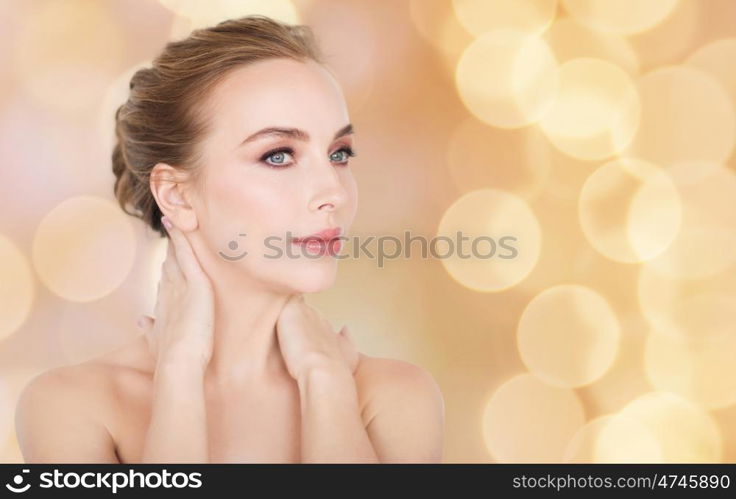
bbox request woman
[15,15,444,463]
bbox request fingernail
[161,216,172,231]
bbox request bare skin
[18,333,305,463]
[15,197,444,464]
[15,330,444,463]
[17,335,314,463]
[14,58,445,463]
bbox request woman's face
[191,58,358,294]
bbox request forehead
[203,58,349,139]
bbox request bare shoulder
[17,360,114,412]
[354,353,439,387]
[18,333,153,403]
[14,362,117,462]
[354,353,445,423]
[15,335,152,463]
[352,353,445,462]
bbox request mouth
[292,227,342,242]
[291,227,343,256]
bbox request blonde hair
[112,15,326,237]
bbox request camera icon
[5,469,31,493]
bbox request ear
[150,162,199,232]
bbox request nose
[308,159,349,213]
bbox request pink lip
[292,227,342,243]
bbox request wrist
[155,354,207,380]
[296,359,352,387]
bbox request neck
[206,279,292,386]
[188,234,294,388]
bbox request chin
[284,264,339,294]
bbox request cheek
[211,171,296,229]
[203,169,302,263]
[344,171,359,219]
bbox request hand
[137,216,215,373]
[276,294,360,381]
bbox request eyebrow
[239,123,354,146]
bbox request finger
[161,216,209,285]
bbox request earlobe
[150,162,199,232]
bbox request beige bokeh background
[1,0,736,463]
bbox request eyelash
[260,146,357,169]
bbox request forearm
[141,362,208,463]
[297,363,380,463]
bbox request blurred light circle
[573,313,656,417]
[619,391,722,463]
[645,164,736,279]
[562,0,679,35]
[451,0,557,37]
[517,284,620,387]
[56,301,133,365]
[579,158,681,263]
[161,0,299,27]
[455,30,559,128]
[482,373,585,462]
[301,1,378,114]
[0,99,108,217]
[162,0,300,39]
[437,189,541,292]
[409,0,475,76]
[32,196,137,302]
[627,0,699,71]
[644,329,736,410]
[0,234,34,340]
[0,0,14,101]
[539,58,640,160]
[12,0,124,117]
[446,117,552,200]
[543,18,639,76]
[624,66,736,171]
[638,261,736,343]
[686,38,736,114]
[98,60,153,158]
[563,414,662,463]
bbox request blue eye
[261,147,295,168]
[331,146,357,165]
[260,146,357,169]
